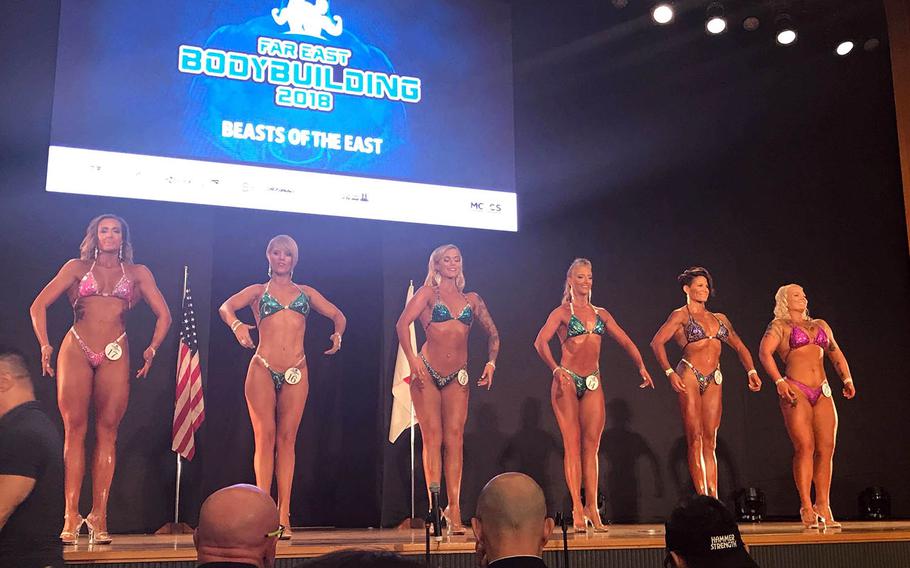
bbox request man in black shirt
[0,346,64,568]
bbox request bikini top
[683,306,729,344]
[259,282,310,320]
[76,262,133,308]
[789,323,829,350]
[566,302,605,338]
[429,288,473,326]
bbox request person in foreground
[664,495,760,568]
[758,284,855,529]
[194,484,281,568]
[534,258,653,532]
[471,473,555,568]
[0,347,64,568]
[650,267,761,498]
[30,214,171,544]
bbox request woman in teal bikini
[650,267,762,498]
[219,235,345,538]
[534,258,654,532]
[395,244,499,534]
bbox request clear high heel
[583,506,609,532]
[85,514,112,545]
[570,510,587,533]
[814,505,840,529]
[800,507,822,529]
[442,506,466,535]
[60,515,85,545]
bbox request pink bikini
[785,324,830,406]
[71,262,133,368]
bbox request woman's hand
[136,346,157,378]
[409,356,430,389]
[747,371,762,392]
[477,362,495,390]
[668,371,686,393]
[553,367,571,397]
[324,332,341,355]
[776,379,798,405]
[638,366,654,389]
[233,323,256,349]
[40,345,55,378]
[842,379,856,399]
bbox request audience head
[472,473,554,563]
[664,496,759,568]
[194,484,281,568]
[0,346,34,413]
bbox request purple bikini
[70,262,133,368]
[785,324,830,406]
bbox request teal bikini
[421,288,473,389]
[561,303,605,398]
[255,282,309,391]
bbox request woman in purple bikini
[30,214,171,544]
[759,284,856,529]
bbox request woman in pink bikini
[30,214,171,544]
[759,284,856,529]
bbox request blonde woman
[534,258,653,532]
[30,214,171,544]
[219,235,346,539]
[650,267,761,498]
[395,244,499,534]
[759,284,855,529]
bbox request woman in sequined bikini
[650,267,761,498]
[395,244,499,534]
[219,235,345,539]
[534,258,654,532]
[759,284,855,529]
[30,214,171,544]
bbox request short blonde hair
[79,214,133,263]
[562,258,592,304]
[773,284,809,321]
[424,244,464,291]
[266,235,299,269]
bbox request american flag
[172,271,204,460]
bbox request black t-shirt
[0,400,64,568]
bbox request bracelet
[552,367,564,377]
[230,320,243,332]
[747,369,758,377]
[40,344,52,352]
[485,361,496,370]
[148,346,157,357]
[774,378,786,385]
[331,332,342,345]
[664,368,675,377]
[843,377,853,384]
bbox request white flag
[388,281,418,443]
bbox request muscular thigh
[700,383,723,432]
[91,345,131,429]
[276,372,309,436]
[779,396,814,447]
[811,396,838,448]
[578,385,605,441]
[440,381,469,435]
[410,379,442,436]
[676,368,704,432]
[245,360,277,425]
[56,334,94,422]
[551,378,581,437]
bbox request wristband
[485,361,496,370]
[230,320,243,332]
[552,367,564,377]
[843,377,853,385]
[40,344,52,352]
[148,346,157,358]
[775,378,786,386]
[664,368,675,377]
[747,369,758,377]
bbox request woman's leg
[675,369,707,495]
[779,390,817,521]
[86,345,131,534]
[410,376,442,507]
[579,385,607,528]
[700,383,723,498]
[440,379,470,528]
[245,361,278,494]
[274,373,310,528]
[550,377,583,527]
[56,334,94,534]
[811,396,838,523]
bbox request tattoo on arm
[763,322,781,339]
[476,298,500,361]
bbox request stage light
[859,486,891,520]
[652,3,674,25]
[775,14,797,46]
[864,38,880,51]
[742,16,760,31]
[706,3,726,35]
[734,487,766,522]
[835,41,854,56]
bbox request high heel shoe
[442,506,466,535]
[279,525,293,541]
[60,515,85,545]
[814,505,840,529]
[799,507,822,529]
[85,515,112,545]
[570,510,588,534]
[583,507,609,533]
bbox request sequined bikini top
[259,282,310,320]
[429,288,473,326]
[683,306,729,344]
[76,262,133,308]
[789,323,829,350]
[566,302,605,338]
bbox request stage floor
[62,520,910,564]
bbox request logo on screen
[272,0,343,39]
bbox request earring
[588,290,592,304]
[268,266,272,278]
[569,287,575,304]
[93,246,98,260]
[118,244,123,261]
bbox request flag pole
[174,265,188,525]
[408,280,416,521]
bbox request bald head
[472,473,553,563]
[0,346,34,417]
[195,484,279,568]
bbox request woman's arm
[395,286,432,387]
[759,320,797,404]
[29,260,81,377]
[533,307,572,396]
[470,293,499,390]
[649,310,686,393]
[304,286,346,355]
[818,319,855,399]
[133,265,172,378]
[218,285,261,349]
[601,309,653,389]
[716,313,761,391]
